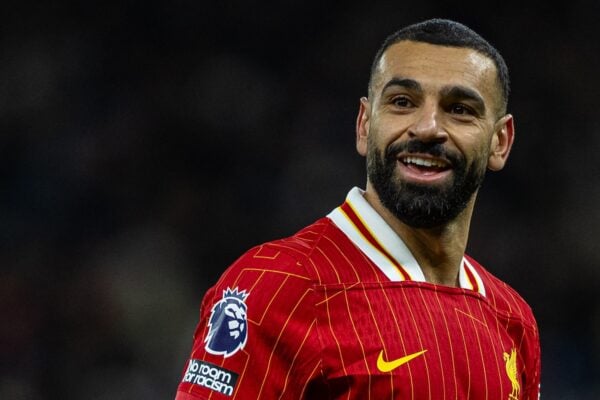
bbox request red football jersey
[175,187,541,399]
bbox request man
[174,18,541,399]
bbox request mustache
[385,140,461,165]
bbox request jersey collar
[327,187,486,296]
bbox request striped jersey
[175,187,541,400]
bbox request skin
[356,41,515,286]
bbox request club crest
[503,347,520,400]
[204,287,250,358]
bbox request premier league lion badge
[204,287,250,358]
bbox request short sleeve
[174,244,322,400]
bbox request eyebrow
[381,77,422,95]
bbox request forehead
[374,41,499,105]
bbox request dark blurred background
[1,1,599,399]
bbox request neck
[363,183,475,287]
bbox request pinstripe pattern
[176,188,541,399]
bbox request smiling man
[174,19,541,399]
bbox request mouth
[397,154,452,182]
[400,155,450,170]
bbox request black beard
[367,139,486,229]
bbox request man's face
[357,41,513,228]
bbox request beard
[367,138,487,229]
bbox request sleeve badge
[204,287,250,358]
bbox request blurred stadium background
[1,1,599,398]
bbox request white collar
[327,187,486,296]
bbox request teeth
[402,156,447,168]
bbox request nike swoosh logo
[377,349,427,372]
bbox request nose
[408,102,448,142]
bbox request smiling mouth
[399,155,451,173]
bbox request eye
[391,96,414,108]
[449,103,474,115]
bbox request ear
[487,114,515,171]
[356,97,371,156]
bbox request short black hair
[369,18,510,115]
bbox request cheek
[468,141,493,173]
[366,127,394,162]
[367,119,403,152]
[363,122,380,151]
[454,129,492,160]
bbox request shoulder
[465,255,538,328]
[202,218,336,307]
[221,217,333,278]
